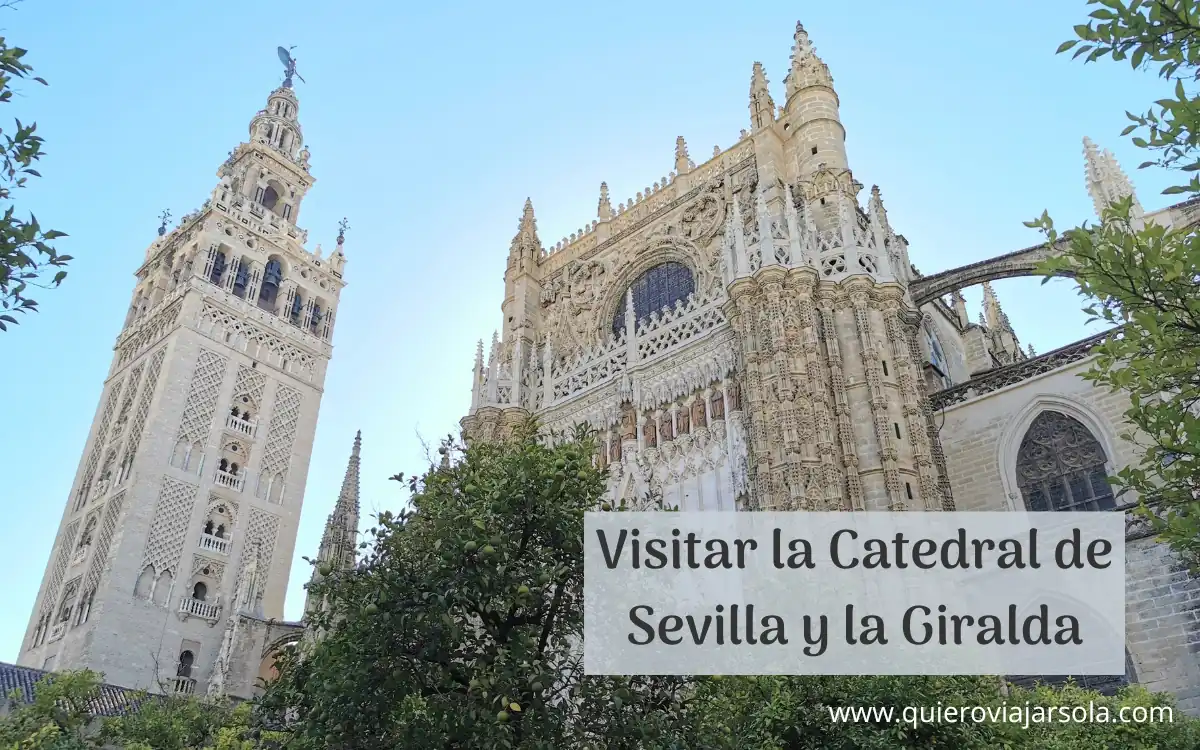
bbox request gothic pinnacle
[1082,136,1143,219]
[511,198,542,255]
[749,62,775,130]
[597,182,613,220]
[334,430,362,517]
[675,136,690,175]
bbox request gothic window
[76,590,95,625]
[258,258,283,311]
[208,251,227,287]
[1016,411,1115,512]
[191,582,208,601]
[611,262,695,339]
[176,650,194,678]
[925,326,952,389]
[77,516,97,551]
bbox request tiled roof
[0,661,159,717]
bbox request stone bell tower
[17,68,349,695]
[723,22,949,513]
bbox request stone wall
[939,355,1200,713]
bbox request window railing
[178,597,221,621]
[172,677,197,695]
[225,414,256,437]
[48,622,67,642]
[199,533,230,555]
[214,470,244,491]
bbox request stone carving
[192,553,227,581]
[40,519,81,616]
[141,476,200,578]
[74,375,126,512]
[84,491,126,592]
[237,509,282,608]
[177,349,229,443]
[257,385,303,503]
[120,347,168,474]
[620,404,636,441]
[930,331,1109,411]
[116,298,184,366]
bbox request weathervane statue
[277,46,305,88]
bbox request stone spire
[509,198,542,258]
[950,289,969,329]
[749,62,775,131]
[1083,136,1143,219]
[982,282,1022,365]
[981,282,1009,331]
[785,22,833,103]
[675,136,691,175]
[597,182,613,220]
[304,432,362,616]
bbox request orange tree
[258,420,696,750]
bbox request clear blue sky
[0,0,1168,662]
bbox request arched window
[611,262,695,339]
[192,582,208,601]
[260,185,280,211]
[290,292,304,326]
[925,326,952,388]
[309,303,323,335]
[232,259,251,299]
[1016,411,1115,512]
[258,259,283,310]
[177,650,194,678]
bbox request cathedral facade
[16,21,1200,712]
[15,77,359,701]
[461,24,1200,711]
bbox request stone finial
[981,282,1011,331]
[749,62,776,131]
[1083,136,1143,220]
[785,20,833,101]
[510,198,543,256]
[157,209,172,237]
[675,136,691,175]
[950,289,969,329]
[867,185,890,233]
[597,182,613,220]
[1027,343,1037,357]
[713,145,721,158]
[337,217,350,246]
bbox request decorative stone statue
[620,405,636,442]
[677,405,691,435]
[710,388,725,420]
[691,397,707,429]
[643,416,657,448]
[727,378,742,411]
[659,411,673,442]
